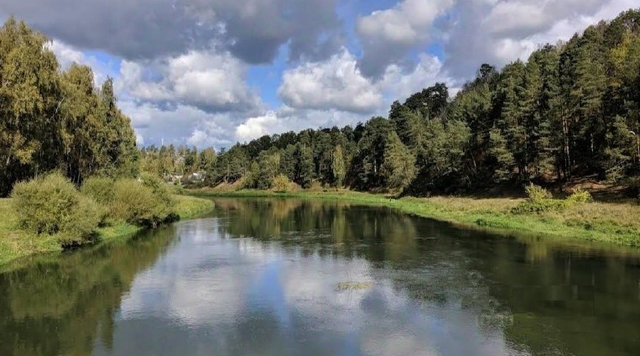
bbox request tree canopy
[0,17,138,196]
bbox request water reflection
[0,198,639,356]
[0,227,177,356]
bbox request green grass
[191,189,640,248]
[0,195,214,265]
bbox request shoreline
[0,195,215,266]
[190,189,640,249]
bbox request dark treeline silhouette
[146,9,640,195]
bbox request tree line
[3,10,640,197]
[175,9,640,194]
[0,17,138,196]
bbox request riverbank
[0,194,214,265]
[191,189,640,247]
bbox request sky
[1,0,637,148]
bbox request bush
[59,195,102,246]
[567,189,593,204]
[110,179,175,228]
[525,184,552,202]
[272,174,291,193]
[513,186,593,214]
[140,172,173,205]
[11,172,101,244]
[81,177,115,205]
[82,174,177,228]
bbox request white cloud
[38,0,639,150]
[119,49,260,113]
[278,50,382,113]
[357,0,453,44]
[119,100,239,148]
[236,112,282,142]
[443,0,635,78]
[380,54,452,101]
[48,40,115,84]
[356,0,455,77]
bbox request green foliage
[293,143,314,189]
[567,189,593,204]
[331,145,346,187]
[140,172,174,207]
[272,174,292,193]
[381,132,416,190]
[138,9,640,198]
[11,173,101,244]
[525,184,552,202]
[110,179,175,228]
[0,18,138,196]
[511,198,567,214]
[513,185,592,214]
[80,176,115,205]
[81,174,176,228]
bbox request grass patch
[173,195,215,220]
[191,188,640,248]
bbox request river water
[1,198,639,356]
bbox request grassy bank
[191,189,640,247]
[0,194,214,265]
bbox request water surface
[1,198,640,356]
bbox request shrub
[11,172,101,244]
[567,189,593,204]
[309,181,323,191]
[513,186,593,214]
[110,179,175,228]
[525,184,552,202]
[58,195,102,246]
[140,172,173,205]
[81,176,116,205]
[272,174,291,193]
[81,174,177,228]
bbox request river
[1,198,639,356]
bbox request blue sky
[1,0,637,148]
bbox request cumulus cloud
[236,112,282,143]
[442,0,635,78]
[380,53,452,101]
[119,49,260,113]
[356,0,454,78]
[278,50,382,113]
[119,100,240,148]
[5,0,635,149]
[0,0,343,64]
[48,40,117,85]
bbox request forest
[142,9,640,196]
